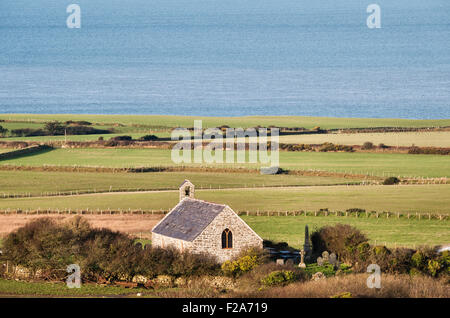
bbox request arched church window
[221,229,232,249]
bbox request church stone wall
[191,207,263,263]
[151,232,193,252]
[152,206,262,263]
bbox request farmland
[278,131,450,148]
[242,215,449,248]
[0,170,365,196]
[1,148,449,178]
[3,114,450,129]
[0,114,449,252]
[0,185,449,214]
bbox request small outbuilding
[151,180,263,262]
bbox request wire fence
[0,208,447,221]
[0,177,448,199]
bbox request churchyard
[0,114,448,297]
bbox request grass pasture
[0,185,449,214]
[242,215,449,249]
[1,148,449,178]
[0,170,365,196]
[278,131,450,148]
[2,114,450,129]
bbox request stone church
[151,180,263,262]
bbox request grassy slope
[0,185,449,214]
[242,216,449,248]
[1,148,449,178]
[2,114,450,129]
[0,170,364,195]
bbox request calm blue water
[0,0,449,118]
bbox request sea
[0,0,449,118]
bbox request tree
[44,121,65,135]
[0,125,8,136]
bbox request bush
[65,120,92,126]
[362,142,374,150]
[0,125,8,136]
[44,121,65,135]
[65,126,111,135]
[221,248,268,277]
[111,135,132,141]
[378,143,388,149]
[311,224,369,263]
[318,142,354,152]
[139,135,158,141]
[261,270,297,287]
[2,217,219,282]
[408,146,450,155]
[383,177,400,185]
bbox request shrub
[168,250,220,277]
[261,270,297,287]
[2,218,77,276]
[104,140,118,147]
[44,121,65,135]
[139,135,158,141]
[111,135,132,141]
[65,120,92,126]
[311,224,369,263]
[388,248,414,274]
[408,146,450,155]
[221,248,268,277]
[378,143,388,149]
[383,177,400,185]
[3,217,219,282]
[362,142,374,150]
[318,142,354,152]
[0,125,7,136]
[65,126,111,135]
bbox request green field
[242,216,449,248]
[2,114,450,129]
[0,185,449,214]
[1,114,449,253]
[278,131,450,148]
[1,132,172,143]
[0,170,364,196]
[1,148,449,178]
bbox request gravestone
[276,259,285,265]
[298,249,306,268]
[303,225,312,255]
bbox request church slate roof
[152,198,226,241]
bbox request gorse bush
[221,248,268,277]
[260,270,297,287]
[362,142,374,150]
[383,177,400,185]
[318,142,354,152]
[2,217,220,282]
[408,146,450,155]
